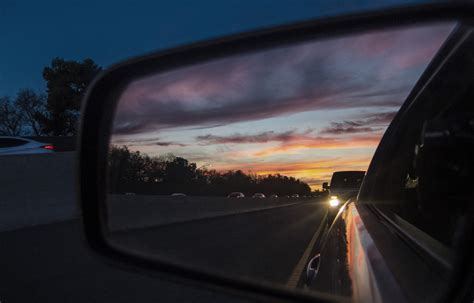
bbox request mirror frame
[78,3,474,302]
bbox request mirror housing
[322,182,329,190]
[78,3,474,302]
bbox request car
[170,193,186,197]
[227,192,245,198]
[269,194,278,199]
[324,171,365,202]
[0,136,54,155]
[323,171,365,221]
[252,193,265,199]
[290,194,299,198]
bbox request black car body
[307,24,474,302]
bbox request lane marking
[286,210,327,289]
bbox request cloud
[111,137,186,147]
[194,127,382,158]
[112,24,453,135]
[196,129,314,145]
[364,111,397,124]
[194,128,382,155]
[154,141,187,147]
[320,125,379,135]
[252,135,381,157]
[320,111,396,134]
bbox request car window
[0,138,28,148]
[330,171,365,189]
[367,31,474,249]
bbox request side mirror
[78,3,472,302]
[306,254,321,286]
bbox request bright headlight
[329,197,340,207]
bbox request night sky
[111,23,454,189]
[1,0,432,97]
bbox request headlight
[329,196,340,207]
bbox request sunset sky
[111,23,454,190]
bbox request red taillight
[42,145,54,150]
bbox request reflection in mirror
[106,23,454,296]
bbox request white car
[0,136,54,155]
[252,193,266,199]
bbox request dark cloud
[196,129,313,144]
[321,125,380,135]
[154,141,187,147]
[320,111,397,134]
[113,25,452,135]
[111,137,186,147]
[364,111,397,124]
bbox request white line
[286,210,327,289]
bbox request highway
[112,200,327,285]
[0,199,328,302]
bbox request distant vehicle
[324,171,365,202]
[269,194,278,199]
[291,194,299,198]
[0,136,54,155]
[227,192,245,198]
[284,195,290,198]
[171,193,187,197]
[252,193,266,199]
[124,192,136,196]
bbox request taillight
[42,145,54,150]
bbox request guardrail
[0,152,78,232]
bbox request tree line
[108,145,312,196]
[0,58,101,136]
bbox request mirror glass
[106,22,454,294]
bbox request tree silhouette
[0,97,23,136]
[37,58,102,135]
[15,89,46,136]
[108,145,312,196]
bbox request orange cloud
[253,134,382,157]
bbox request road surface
[0,200,327,302]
